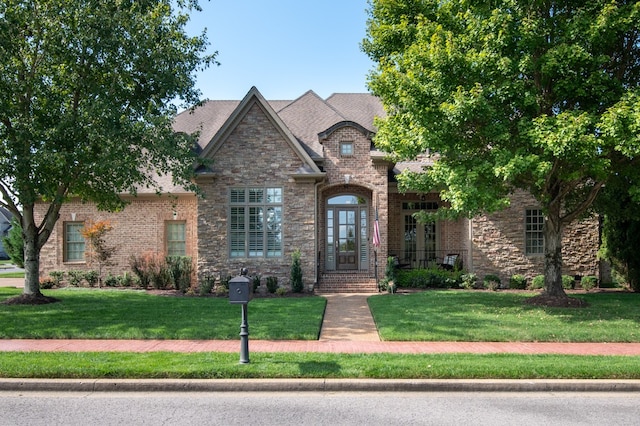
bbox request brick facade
[34,88,602,292]
[37,194,198,277]
[196,102,319,289]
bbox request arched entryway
[325,194,369,271]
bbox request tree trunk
[2,206,60,305]
[543,211,568,299]
[22,217,42,297]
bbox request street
[1,391,639,425]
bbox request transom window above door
[328,195,366,205]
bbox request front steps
[316,273,379,293]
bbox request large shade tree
[363,0,640,304]
[0,0,215,303]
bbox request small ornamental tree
[80,220,116,287]
[290,248,303,293]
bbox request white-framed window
[230,187,283,258]
[340,141,354,157]
[166,221,186,256]
[525,209,545,255]
[64,222,85,262]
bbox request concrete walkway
[319,293,379,342]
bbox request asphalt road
[1,391,639,426]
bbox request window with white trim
[230,187,283,258]
[525,209,544,255]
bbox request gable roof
[173,88,387,162]
[198,87,322,174]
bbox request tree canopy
[363,0,640,300]
[0,0,215,302]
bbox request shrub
[483,274,501,290]
[509,274,527,290]
[104,273,118,287]
[219,275,231,290]
[562,275,575,290]
[199,275,215,296]
[67,270,85,287]
[581,276,598,291]
[385,256,396,283]
[49,271,65,287]
[130,252,171,289]
[252,274,261,292]
[39,277,55,289]
[530,275,545,290]
[290,249,303,293]
[276,287,288,296]
[119,272,136,287]
[84,270,99,287]
[166,256,193,293]
[459,273,477,289]
[214,285,228,297]
[396,267,461,289]
[266,276,278,293]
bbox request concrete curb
[2,378,640,393]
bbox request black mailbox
[229,273,252,304]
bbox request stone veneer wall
[36,194,198,278]
[471,190,600,285]
[196,102,317,290]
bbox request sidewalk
[2,290,640,355]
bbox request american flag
[372,208,380,248]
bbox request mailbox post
[229,268,252,364]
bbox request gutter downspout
[314,180,323,289]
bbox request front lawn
[368,290,640,342]
[1,351,640,379]
[0,288,326,340]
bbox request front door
[325,195,369,271]
[336,208,358,270]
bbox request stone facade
[470,190,600,286]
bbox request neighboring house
[36,87,601,291]
[0,207,12,260]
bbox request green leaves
[365,0,640,219]
[0,0,214,212]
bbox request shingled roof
[172,87,387,160]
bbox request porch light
[344,174,351,185]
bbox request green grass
[0,272,24,278]
[369,290,640,342]
[1,352,639,379]
[3,287,640,380]
[0,288,326,340]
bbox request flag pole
[373,193,381,292]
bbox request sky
[184,0,375,101]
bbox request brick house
[37,87,601,291]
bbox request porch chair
[438,254,459,271]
